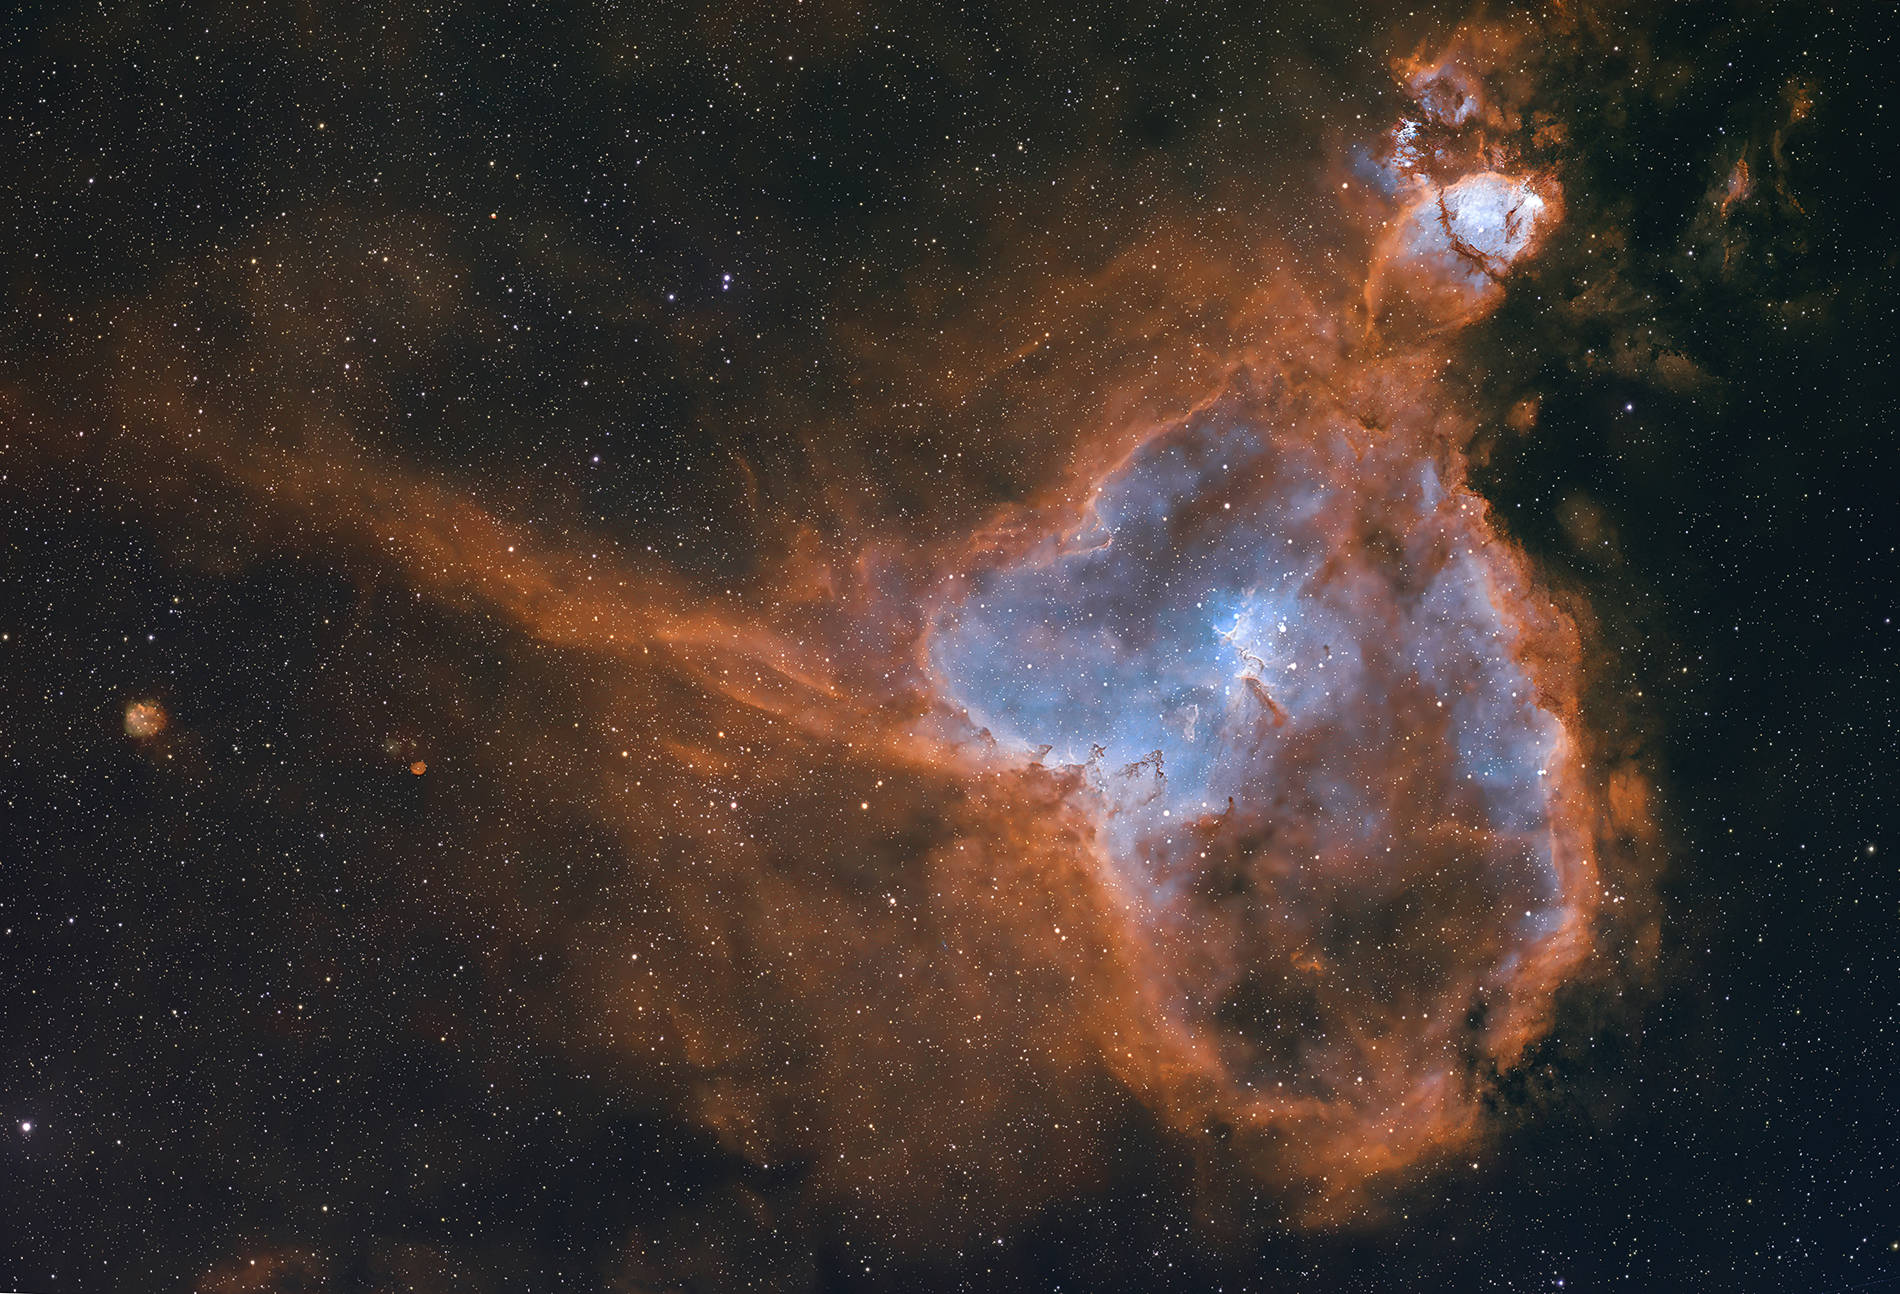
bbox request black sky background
[3,1,1897,1291]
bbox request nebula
[6,10,1661,1275]
[927,333,1602,1223]
[848,21,1633,1225]
[579,23,1639,1231]
[1369,169,1560,331]
[12,0,1890,1284]
[123,699,168,739]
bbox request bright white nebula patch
[1370,171,1556,330]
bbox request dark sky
[2,2,1896,1292]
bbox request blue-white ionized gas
[933,378,1569,943]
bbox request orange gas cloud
[16,14,1658,1258]
[124,699,168,739]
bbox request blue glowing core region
[932,395,1563,919]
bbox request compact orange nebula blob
[123,699,167,739]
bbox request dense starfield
[2,2,1895,1291]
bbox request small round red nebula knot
[410,759,428,776]
[124,699,167,739]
